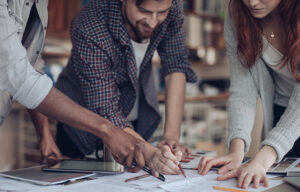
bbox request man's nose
[147,13,158,29]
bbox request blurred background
[0,0,263,171]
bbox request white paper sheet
[180,150,216,169]
[28,178,142,192]
[94,169,203,190]
[159,172,283,192]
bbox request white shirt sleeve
[0,2,52,109]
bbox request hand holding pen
[166,143,186,177]
[158,138,192,157]
[127,140,182,179]
[132,160,165,181]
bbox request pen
[183,168,198,170]
[124,174,150,182]
[182,167,219,171]
[213,186,250,192]
[132,160,165,182]
[166,143,186,177]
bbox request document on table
[159,172,283,192]
[28,178,143,192]
[0,167,282,192]
[180,149,216,169]
[95,169,201,190]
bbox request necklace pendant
[270,32,275,39]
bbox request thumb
[175,151,182,161]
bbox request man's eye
[139,8,151,14]
[143,10,151,14]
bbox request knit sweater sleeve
[261,84,300,162]
[224,14,259,153]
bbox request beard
[122,2,158,42]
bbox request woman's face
[242,0,281,18]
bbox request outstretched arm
[35,87,148,171]
[157,72,188,157]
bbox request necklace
[270,32,275,39]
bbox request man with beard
[43,0,197,175]
[1,0,162,174]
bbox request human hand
[145,144,181,176]
[39,128,65,164]
[234,145,277,189]
[105,127,181,176]
[198,151,243,178]
[235,160,269,189]
[157,138,190,158]
[102,125,147,172]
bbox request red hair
[229,0,300,81]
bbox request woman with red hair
[198,0,300,189]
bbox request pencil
[180,159,190,163]
[184,157,195,160]
[213,186,250,192]
[125,174,150,182]
[166,143,186,178]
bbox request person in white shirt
[0,0,179,176]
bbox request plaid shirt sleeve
[71,27,133,130]
[157,0,197,83]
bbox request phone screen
[43,160,124,174]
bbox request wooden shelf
[46,31,70,39]
[43,37,72,59]
[184,10,223,21]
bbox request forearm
[124,128,145,141]
[27,109,51,140]
[163,72,186,140]
[262,85,300,162]
[35,87,112,139]
[229,138,245,154]
[251,145,277,170]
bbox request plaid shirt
[56,0,197,155]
